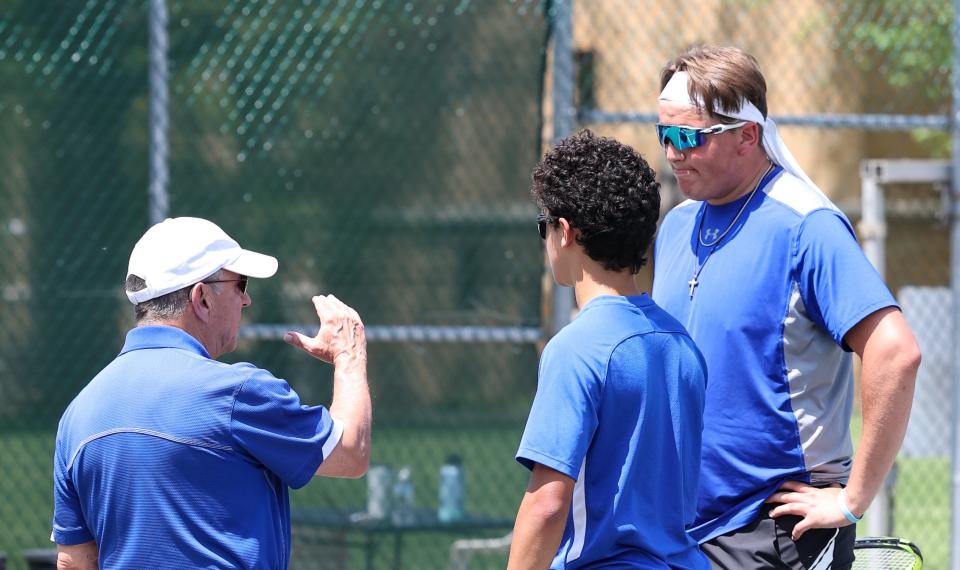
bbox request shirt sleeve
[230,367,342,489]
[52,428,94,545]
[515,337,602,480]
[795,209,899,349]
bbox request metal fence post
[951,1,960,567]
[550,0,575,335]
[859,164,886,280]
[859,162,890,537]
[148,0,169,225]
[860,159,952,542]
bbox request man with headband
[651,45,920,568]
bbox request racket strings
[852,546,922,570]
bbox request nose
[242,290,252,308]
[664,142,684,163]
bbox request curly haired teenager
[508,130,710,570]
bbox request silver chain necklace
[688,163,774,299]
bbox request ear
[738,122,762,154]
[557,217,577,247]
[190,283,212,323]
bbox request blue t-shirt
[52,326,342,569]
[516,295,709,569]
[652,167,897,542]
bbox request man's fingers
[291,294,365,363]
[283,331,309,350]
[769,486,851,540]
[315,294,342,309]
[313,294,351,322]
[769,504,804,518]
[285,329,335,362]
[766,492,791,504]
[312,295,329,315]
[767,491,807,505]
[776,480,808,492]
[792,519,812,540]
[313,294,363,330]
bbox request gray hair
[126,270,224,322]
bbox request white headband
[658,71,820,192]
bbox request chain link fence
[1,1,546,568]
[0,1,956,568]
[871,173,952,570]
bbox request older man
[652,45,920,569]
[52,217,371,569]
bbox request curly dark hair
[531,129,660,273]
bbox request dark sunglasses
[202,274,249,294]
[537,213,558,240]
[655,121,747,151]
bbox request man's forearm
[844,310,920,515]
[282,294,371,479]
[845,364,917,514]
[508,497,568,570]
[326,353,371,476]
[57,541,99,570]
[508,467,573,570]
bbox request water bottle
[366,464,393,519]
[437,454,465,523]
[391,466,415,525]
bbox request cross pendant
[688,276,699,299]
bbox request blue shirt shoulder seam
[788,207,846,272]
[228,366,264,448]
[836,301,901,350]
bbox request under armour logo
[702,227,721,242]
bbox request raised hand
[283,295,366,366]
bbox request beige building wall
[545,0,931,200]
[539,0,936,297]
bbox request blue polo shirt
[653,167,897,542]
[52,326,342,569]
[517,295,709,569]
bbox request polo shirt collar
[119,325,212,359]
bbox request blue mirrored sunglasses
[655,121,748,151]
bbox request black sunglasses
[202,274,249,294]
[537,213,558,240]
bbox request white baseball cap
[126,217,278,304]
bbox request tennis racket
[852,537,923,570]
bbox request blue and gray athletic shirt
[52,326,342,569]
[652,166,897,543]
[517,295,709,569]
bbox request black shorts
[700,503,856,569]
